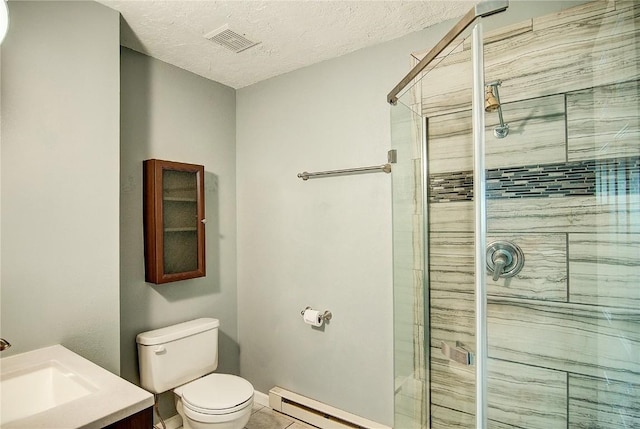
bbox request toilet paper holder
[301,306,332,322]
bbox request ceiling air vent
[204,25,260,53]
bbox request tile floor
[245,403,317,429]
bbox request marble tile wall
[567,80,640,161]
[427,94,567,174]
[430,232,567,302]
[568,374,640,428]
[568,233,640,308]
[488,297,640,384]
[421,1,639,117]
[393,1,640,428]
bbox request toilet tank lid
[136,318,219,346]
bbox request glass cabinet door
[143,159,205,284]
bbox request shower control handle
[486,241,524,281]
[490,248,513,281]
[492,253,507,281]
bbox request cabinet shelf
[143,159,206,284]
[164,227,198,232]
[163,197,197,202]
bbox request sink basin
[1,360,97,425]
[0,345,153,428]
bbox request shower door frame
[471,22,488,429]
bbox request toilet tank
[136,318,219,393]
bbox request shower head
[484,80,509,139]
[485,86,500,112]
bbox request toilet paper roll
[303,309,323,327]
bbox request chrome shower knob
[486,241,524,281]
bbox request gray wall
[236,20,428,428]
[236,1,589,425]
[0,1,120,373]
[119,47,237,414]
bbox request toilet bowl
[174,373,254,429]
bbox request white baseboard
[254,390,270,407]
[269,386,391,429]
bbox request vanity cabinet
[103,407,153,429]
[143,159,205,284]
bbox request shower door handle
[441,341,473,366]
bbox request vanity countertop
[0,344,154,429]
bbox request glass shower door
[392,1,640,428]
[392,24,478,428]
[391,90,428,429]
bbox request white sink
[0,345,153,429]
[1,360,97,425]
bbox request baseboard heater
[269,387,392,429]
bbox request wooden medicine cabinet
[143,159,206,284]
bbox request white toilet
[137,318,254,429]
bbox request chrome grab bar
[297,150,396,181]
[297,163,391,181]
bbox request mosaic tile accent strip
[429,156,640,202]
[429,171,474,202]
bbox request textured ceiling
[98,1,477,89]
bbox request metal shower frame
[387,1,509,105]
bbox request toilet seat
[176,373,254,416]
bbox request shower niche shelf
[143,159,206,284]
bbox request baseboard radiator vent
[269,387,392,429]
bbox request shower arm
[486,81,509,138]
[387,0,509,105]
[494,89,505,125]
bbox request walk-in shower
[390,0,639,427]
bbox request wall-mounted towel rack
[297,150,396,181]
